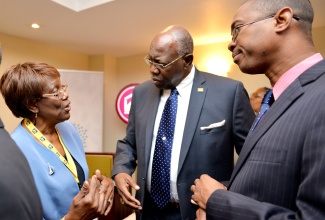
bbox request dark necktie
[250,89,274,132]
[151,88,178,209]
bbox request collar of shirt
[273,53,323,100]
[169,65,195,201]
[174,65,195,98]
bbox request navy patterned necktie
[250,89,274,132]
[151,88,178,209]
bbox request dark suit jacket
[0,118,42,219]
[206,60,325,219]
[112,68,255,220]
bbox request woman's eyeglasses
[42,84,68,100]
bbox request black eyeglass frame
[231,14,300,42]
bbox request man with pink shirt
[191,0,325,219]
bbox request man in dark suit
[112,25,255,219]
[191,0,325,219]
[0,49,42,219]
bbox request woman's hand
[64,171,114,220]
[95,170,114,216]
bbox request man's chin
[237,64,262,75]
[152,80,163,88]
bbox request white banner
[59,69,103,152]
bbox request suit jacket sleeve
[205,103,325,219]
[207,190,296,219]
[111,84,140,177]
[231,82,255,155]
[0,119,42,219]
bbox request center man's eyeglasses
[144,54,191,69]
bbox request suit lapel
[178,69,207,173]
[144,87,161,170]
[228,59,325,188]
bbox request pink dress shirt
[273,53,323,100]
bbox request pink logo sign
[116,84,138,123]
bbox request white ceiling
[1,0,324,57]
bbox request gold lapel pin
[197,88,204,92]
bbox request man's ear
[184,54,193,67]
[274,7,295,33]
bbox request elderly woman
[0,62,114,220]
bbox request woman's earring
[34,113,38,126]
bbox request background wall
[1,26,325,153]
[0,32,89,137]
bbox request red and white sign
[116,84,138,123]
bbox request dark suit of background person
[0,48,42,219]
[112,25,255,220]
[0,119,42,219]
[191,0,325,219]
